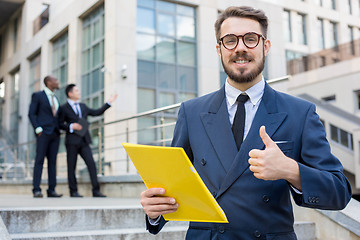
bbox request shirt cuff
[148,215,161,226]
[290,184,302,194]
[35,127,43,134]
[69,123,74,133]
[106,101,111,106]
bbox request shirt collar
[44,87,54,96]
[67,99,79,106]
[225,77,265,107]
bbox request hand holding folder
[122,143,228,223]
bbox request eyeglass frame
[218,32,266,50]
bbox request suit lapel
[42,91,52,111]
[200,86,238,172]
[217,83,288,198]
[66,102,78,117]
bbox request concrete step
[0,206,188,234]
[10,226,187,240]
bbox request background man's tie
[51,94,57,116]
[232,94,249,150]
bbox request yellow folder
[122,142,228,223]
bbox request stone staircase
[0,202,316,239]
[1,204,188,239]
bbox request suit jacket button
[254,230,261,238]
[262,195,270,203]
[218,226,225,233]
[201,158,206,166]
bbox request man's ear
[216,43,221,57]
[264,39,271,57]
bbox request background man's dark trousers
[66,138,100,195]
[33,132,60,193]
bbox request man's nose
[234,38,247,52]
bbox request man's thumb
[259,126,274,147]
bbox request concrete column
[197,4,220,96]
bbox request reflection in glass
[158,13,175,36]
[137,34,156,61]
[138,88,155,112]
[159,92,175,108]
[158,63,176,89]
[137,8,155,34]
[177,5,194,16]
[157,0,175,12]
[178,42,195,66]
[138,61,156,87]
[156,37,175,63]
[178,66,196,92]
[177,16,195,40]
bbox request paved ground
[0,194,141,209]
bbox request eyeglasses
[218,32,266,50]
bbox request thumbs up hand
[248,126,301,190]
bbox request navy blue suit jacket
[28,91,59,135]
[58,102,110,145]
[147,83,352,239]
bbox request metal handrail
[0,102,182,181]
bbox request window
[13,18,18,53]
[296,13,307,45]
[81,4,105,107]
[283,10,292,43]
[322,95,335,102]
[81,4,105,148]
[29,53,41,96]
[330,124,354,150]
[323,0,336,9]
[348,26,355,55]
[317,18,325,50]
[329,21,338,48]
[52,33,68,104]
[10,71,20,143]
[355,90,360,110]
[137,0,197,145]
[347,0,353,14]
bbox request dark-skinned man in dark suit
[58,84,117,197]
[28,76,63,198]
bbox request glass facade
[52,32,68,104]
[296,13,307,45]
[81,4,105,147]
[330,124,354,150]
[28,53,41,143]
[283,10,292,43]
[329,21,338,48]
[137,0,197,145]
[10,71,19,143]
[317,18,325,50]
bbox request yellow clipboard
[122,142,228,223]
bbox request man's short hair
[65,84,76,97]
[214,6,268,43]
[43,76,52,87]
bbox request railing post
[126,121,129,173]
[13,148,17,180]
[98,128,103,175]
[26,148,31,179]
[3,149,7,180]
[161,113,165,146]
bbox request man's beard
[221,49,265,84]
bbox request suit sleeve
[28,93,40,129]
[291,104,352,210]
[86,103,111,116]
[58,106,71,132]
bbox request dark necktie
[74,103,81,118]
[232,94,249,150]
